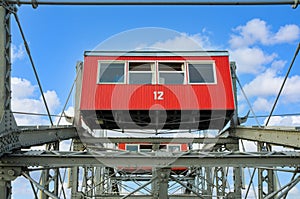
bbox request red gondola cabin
[80,51,235,130]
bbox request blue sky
[9,3,300,199]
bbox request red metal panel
[181,144,188,151]
[118,143,125,150]
[80,55,235,111]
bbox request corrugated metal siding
[80,55,235,110]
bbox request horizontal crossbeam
[230,126,300,148]
[4,0,300,6]
[1,150,299,167]
[0,126,78,156]
[80,137,238,144]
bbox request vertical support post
[74,61,83,127]
[215,167,227,198]
[0,167,21,199]
[0,4,17,135]
[230,62,238,127]
[204,167,213,199]
[232,141,242,199]
[152,168,170,199]
[71,61,83,198]
[39,170,50,199]
[258,143,275,199]
[0,180,12,199]
[0,6,17,198]
[70,138,85,198]
[70,167,79,199]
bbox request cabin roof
[84,50,229,57]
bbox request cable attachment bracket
[31,0,38,9]
[292,0,299,8]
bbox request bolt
[7,170,15,176]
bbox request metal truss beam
[81,137,238,144]
[1,151,299,167]
[230,126,300,148]
[0,126,77,156]
[4,0,300,6]
[74,196,200,199]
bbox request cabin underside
[80,109,234,130]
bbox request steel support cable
[236,74,261,127]
[120,177,156,199]
[265,43,300,126]
[56,65,81,125]
[57,171,67,199]
[241,141,258,199]
[264,175,300,199]
[58,142,73,198]
[12,11,54,126]
[170,175,206,199]
[28,177,39,199]
[22,171,59,199]
[283,167,300,199]
[3,0,300,7]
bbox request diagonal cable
[12,11,54,126]
[56,65,81,125]
[265,43,300,126]
[236,74,261,127]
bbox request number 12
[154,91,164,100]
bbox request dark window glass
[140,145,152,152]
[168,145,180,152]
[129,73,153,84]
[159,63,183,71]
[126,145,138,152]
[158,62,185,84]
[159,73,184,84]
[99,63,124,83]
[129,62,154,84]
[129,63,152,71]
[188,63,215,83]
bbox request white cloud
[264,116,300,126]
[150,31,217,51]
[11,77,61,125]
[43,90,60,113]
[230,18,270,48]
[242,67,300,103]
[229,19,299,75]
[11,77,36,99]
[273,24,300,44]
[230,18,300,48]
[230,47,277,74]
[11,44,25,63]
[243,68,281,97]
[253,97,272,112]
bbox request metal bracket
[0,110,17,135]
[0,167,21,181]
[31,0,38,8]
[292,0,299,8]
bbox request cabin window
[126,144,139,152]
[129,62,155,84]
[158,62,185,84]
[140,144,152,152]
[98,62,125,83]
[188,62,216,84]
[168,145,181,152]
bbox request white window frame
[97,61,126,84]
[128,61,156,84]
[187,61,217,85]
[158,61,186,85]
